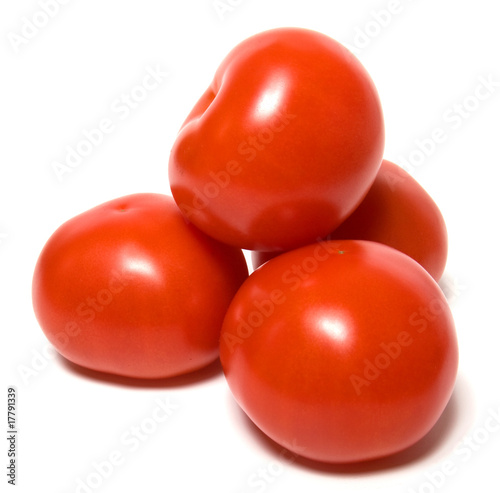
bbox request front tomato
[220,240,458,463]
[32,193,248,379]
[169,27,384,251]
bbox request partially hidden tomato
[220,240,458,463]
[169,27,384,251]
[32,193,248,379]
[252,159,448,281]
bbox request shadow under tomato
[57,354,224,388]
[227,372,475,475]
[247,197,340,252]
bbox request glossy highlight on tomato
[221,240,458,463]
[252,159,448,281]
[32,193,248,379]
[169,27,384,251]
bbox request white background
[1,1,500,492]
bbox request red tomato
[220,240,458,463]
[252,159,448,281]
[169,27,384,251]
[32,193,248,379]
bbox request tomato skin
[169,27,384,251]
[252,159,448,281]
[221,240,458,463]
[32,193,248,379]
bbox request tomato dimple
[169,27,384,250]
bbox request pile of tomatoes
[32,28,458,464]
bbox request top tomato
[169,27,384,251]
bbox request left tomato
[32,193,248,379]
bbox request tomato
[252,159,448,281]
[169,27,384,251]
[32,193,248,379]
[220,240,458,463]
